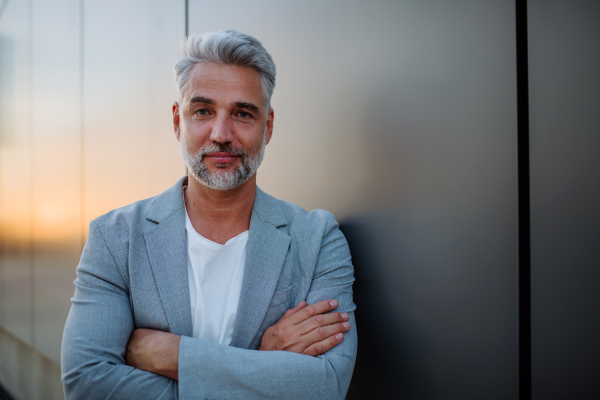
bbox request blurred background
[0,0,598,399]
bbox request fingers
[282,301,308,319]
[296,310,350,336]
[260,299,352,355]
[302,319,351,348]
[288,299,339,325]
[303,332,346,357]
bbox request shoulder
[257,190,353,286]
[84,196,159,271]
[282,198,333,227]
[91,176,186,237]
[255,187,337,236]
[91,195,157,233]
[254,190,346,270]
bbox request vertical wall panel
[190,1,519,398]
[0,0,10,328]
[30,0,80,364]
[0,0,33,346]
[529,1,600,399]
[83,0,185,228]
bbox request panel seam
[516,1,532,399]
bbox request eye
[238,111,251,118]
[196,108,208,116]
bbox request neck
[183,173,256,244]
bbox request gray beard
[180,136,265,191]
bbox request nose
[209,113,235,144]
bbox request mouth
[204,152,241,164]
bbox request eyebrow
[235,102,260,114]
[187,97,261,114]
[188,96,214,105]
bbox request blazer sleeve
[61,220,178,400]
[177,212,357,400]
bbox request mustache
[195,143,248,159]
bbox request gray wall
[0,0,598,399]
[188,1,519,398]
[529,1,600,399]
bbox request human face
[173,62,274,190]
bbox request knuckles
[281,332,293,344]
[302,348,314,356]
[312,343,322,355]
[277,325,293,344]
[316,327,326,338]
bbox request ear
[173,102,181,141]
[265,108,274,145]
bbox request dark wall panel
[529,1,600,399]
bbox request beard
[180,135,266,191]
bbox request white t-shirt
[185,210,248,345]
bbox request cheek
[183,124,213,148]
[239,125,266,148]
[246,135,266,154]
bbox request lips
[205,152,240,163]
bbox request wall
[0,1,598,399]
[0,0,185,397]
[529,1,600,398]
[188,1,519,398]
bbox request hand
[259,299,351,356]
[125,329,181,381]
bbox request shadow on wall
[338,73,518,399]
[339,84,435,399]
[341,217,433,399]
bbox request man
[61,30,357,399]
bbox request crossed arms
[126,299,351,381]
[61,214,357,400]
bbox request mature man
[61,30,357,399]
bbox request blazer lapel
[141,181,289,344]
[230,188,291,349]
[143,177,193,337]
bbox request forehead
[185,62,263,106]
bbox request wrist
[154,334,181,380]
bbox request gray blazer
[61,177,357,400]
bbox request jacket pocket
[269,284,296,307]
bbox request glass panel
[30,0,81,364]
[190,1,519,398]
[83,0,185,229]
[0,0,33,346]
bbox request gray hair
[174,30,276,110]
